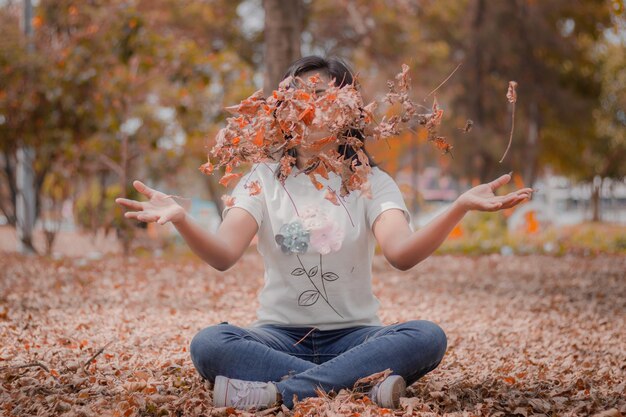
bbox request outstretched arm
[116,181,257,271]
[372,174,533,271]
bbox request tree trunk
[467,0,487,183]
[263,0,303,95]
[120,131,132,256]
[522,100,540,188]
[15,0,37,254]
[517,1,541,188]
[471,0,486,125]
[16,146,37,254]
[591,177,602,222]
[1,152,17,226]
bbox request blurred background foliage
[0,0,624,256]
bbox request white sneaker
[213,375,279,410]
[368,375,406,409]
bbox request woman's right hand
[115,180,186,225]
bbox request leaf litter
[0,253,624,416]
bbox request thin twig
[0,361,50,373]
[264,162,300,216]
[293,327,318,347]
[242,163,262,188]
[83,340,115,370]
[327,186,355,227]
[423,62,462,102]
[499,101,515,163]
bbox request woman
[116,56,533,411]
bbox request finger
[501,195,530,209]
[137,212,159,223]
[124,211,141,220]
[115,198,143,211]
[157,215,169,226]
[502,194,528,205]
[491,193,516,203]
[490,193,520,204]
[494,190,531,201]
[133,180,155,199]
[488,174,511,191]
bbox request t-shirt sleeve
[221,165,265,227]
[365,168,412,230]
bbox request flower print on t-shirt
[274,206,345,318]
[275,221,310,254]
[301,206,345,255]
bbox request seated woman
[116,55,532,411]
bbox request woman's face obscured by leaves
[297,70,334,149]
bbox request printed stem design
[293,254,344,318]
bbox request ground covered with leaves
[1,251,624,416]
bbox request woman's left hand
[455,173,534,212]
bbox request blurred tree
[416,0,614,186]
[543,35,626,221]
[263,0,303,94]
[0,0,256,254]
[304,0,615,190]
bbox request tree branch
[98,154,123,178]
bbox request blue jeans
[189,320,447,408]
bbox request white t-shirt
[222,162,411,330]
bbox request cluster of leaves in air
[199,65,454,204]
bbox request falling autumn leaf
[500,80,519,163]
[245,180,262,196]
[221,195,236,207]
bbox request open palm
[457,174,534,212]
[115,181,186,225]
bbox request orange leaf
[32,16,43,29]
[313,161,330,180]
[199,161,213,175]
[246,180,262,196]
[431,137,453,154]
[253,127,265,146]
[448,224,463,239]
[308,74,321,84]
[324,189,339,206]
[235,116,247,128]
[298,106,315,125]
[219,172,242,187]
[309,136,336,152]
[308,174,324,190]
[221,195,236,207]
[503,376,516,384]
[296,91,311,101]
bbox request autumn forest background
[0,1,625,416]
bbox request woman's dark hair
[281,55,356,89]
[277,55,377,176]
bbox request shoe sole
[377,375,406,409]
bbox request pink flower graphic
[301,207,344,255]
